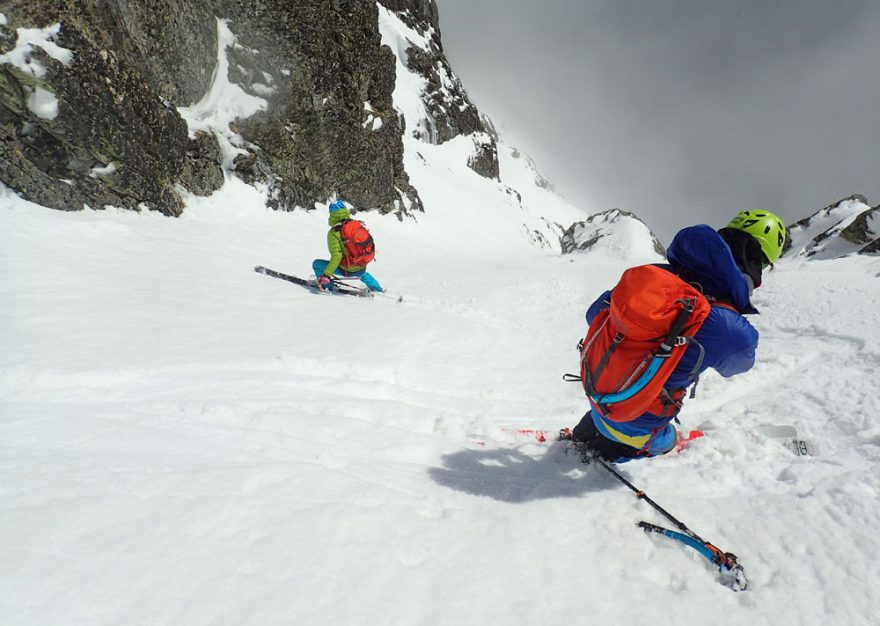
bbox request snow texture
[25,85,59,119]
[0,22,74,79]
[3,138,880,624]
[89,162,117,178]
[177,18,267,172]
[0,21,73,120]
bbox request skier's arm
[586,290,612,324]
[324,229,345,276]
[713,317,759,377]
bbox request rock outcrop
[560,209,666,260]
[1,3,194,215]
[376,0,499,179]
[0,0,424,216]
[783,195,879,259]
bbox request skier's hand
[317,275,332,290]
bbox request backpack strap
[707,296,739,313]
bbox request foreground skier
[568,210,786,462]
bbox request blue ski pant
[312,259,383,292]
[572,410,677,463]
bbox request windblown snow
[2,7,880,626]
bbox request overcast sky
[436,0,880,242]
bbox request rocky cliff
[2,0,503,217]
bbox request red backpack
[577,265,711,422]
[338,219,375,267]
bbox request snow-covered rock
[560,209,665,261]
[784,195,879,259]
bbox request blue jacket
[586,225,759,433]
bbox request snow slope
[3,167,880,625]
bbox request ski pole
[590,454,702,541]
[582,449,748,590]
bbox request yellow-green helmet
[726,209,786,264]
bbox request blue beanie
[329,200,347,213]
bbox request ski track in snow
[3,195,880,622]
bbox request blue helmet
[328,200,347,213]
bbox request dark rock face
[1,2,193,215]
[377,0,499,179]
[1,0,424,216]
[838,206,879,248]
[860,232,880,255]
[214,0,422,213]
[376,0,440,34]
[467,134,499,180]
[179,131,225,197]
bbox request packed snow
[2,156,880,625]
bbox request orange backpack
[338,220,375,267]
[578,265,711,422]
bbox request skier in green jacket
[312,200,383,292]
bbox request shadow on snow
[427,443,619,503]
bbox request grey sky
[436,0,880,242]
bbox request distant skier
[566,210,787,462]
[313,200,383,292]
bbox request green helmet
[726,209,786,264]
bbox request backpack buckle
[675,336,688,347]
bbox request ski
[468,426,704,455]
[254,266,373,298]
[467,427,553,447]
[754,424,818,456]
[556,426,705,454]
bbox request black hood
[718,227,764,289]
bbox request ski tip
[672,429,705,454]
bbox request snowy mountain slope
[3,164,880,626]
[378,4,586,250]
[785,195,880,259]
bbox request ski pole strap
[637,521,747,590]
[638,522,721,564]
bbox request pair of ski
[255,265,372,298]
[255,265,408,303]
[255,265,405,303]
